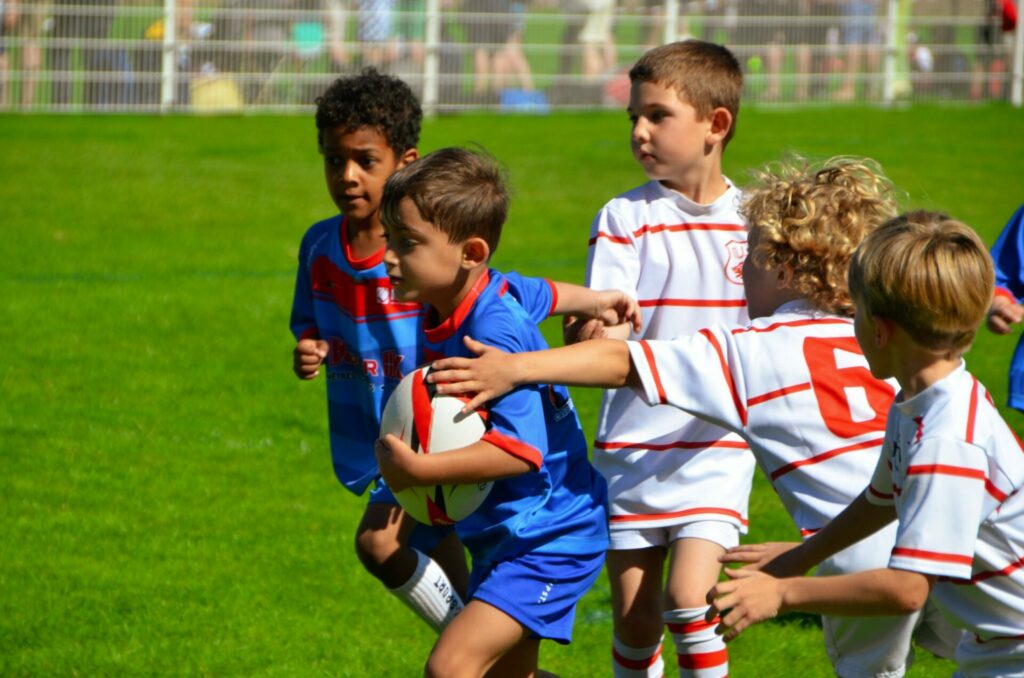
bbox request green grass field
[2,105,1023,676]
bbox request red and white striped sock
[664,607,728,678]
[612,636,665,678]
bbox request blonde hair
[741,156,898,317]
[848,210,994,353]
[629,40,742,147]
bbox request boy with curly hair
[428,157,961,675]
[708,211,1024,677]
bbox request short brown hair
[380,147,508,254]
[742,156,898,317]
[848,211,994,353]
[629,40,742,146]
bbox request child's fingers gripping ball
[379,366,492,526]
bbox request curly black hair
[315,68,422,155]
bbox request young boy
[987,203,1024,412]
[428,158,961,676]
[570,39,753,677]
[290,69,633,633]
[705,212,1024,677]
[373,147,617,677]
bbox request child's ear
[397,148,419,169]
[706,107,733,147]
[461,237,490,269]
[872,315,895,348]
[777,264,795,290]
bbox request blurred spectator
[394,0,424,66]
[833,0,881,101]
[357,0,397,68]
[972,0,1016,100]
[49,0,118,105]
[580,0,615,82]
[464,0,531,99]
[324,0,350,66]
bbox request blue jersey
[422,269,609,567]
[290,215,557,494]
[992,204,1024,411]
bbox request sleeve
[470,314,546,471]
[585,203,641,298]
[289,235,320,342]
[887,437,988,579]
[991,204,1024,301]
[625,326,747,433]
[502,271,557,324]
[865,442,896,506]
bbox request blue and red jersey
[290,215,557,494]
[422,269,609,567]
[992,204,1024,411]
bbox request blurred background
[0,0,1021,113]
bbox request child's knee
[425,644,471,678]
[354,523,401,570]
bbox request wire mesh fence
[0,0,1020,113]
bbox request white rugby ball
[379,367,492,526]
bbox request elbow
[891,576,931,613]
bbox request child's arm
[722,490,898,578]
[429,336,637,413]
[706,566,935,641]
[375,434,532,491]
[550,282,642,333]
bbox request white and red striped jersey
[586,179,754,531]
[867,364,1024,643]
[626,300,896,536]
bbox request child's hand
[374,433,422,492]
[428,336,517,413]
[720,541,803,577]
[988,294,1024,334]
[591,290,643,333]
[563,316,608,344]
[293,338,329,379]
[706,569,788,641]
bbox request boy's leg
[606,543,668,677]
[356,498,464,631]
[664,528,735,678]
[427,599,536,678]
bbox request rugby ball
[380,367,492,526]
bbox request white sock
[388,549,464,632]
[664,607,728,678]
[612,635,665,678]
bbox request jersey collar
[424,270,491,344]
[341,216,386,270]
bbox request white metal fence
[0,0,1020,112]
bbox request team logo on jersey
[376,286,391,304]
[723,240,748,285]
[547,385,574,421]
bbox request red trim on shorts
[610,507,748,526]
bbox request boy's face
[628,80,714,191]
[320,125,416,226]
[383,198,466,309]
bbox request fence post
[423,0,441,116]
[1013,0,1023,106]
[883,0,897,105]
[160,0,178,111]
[664,0,679,44]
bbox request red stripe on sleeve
[298,326,321,341]
[545,279,558,317]
[638,340,668,405]
[892,547,973,566]
[994,286,1017,303]
[868,484,893,500]
[699,328,747,426]
[905,464,986,481]
[481,428,543,471]
[966,376,979,443]
[985,478,1009,502]
[589,232,632,246]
